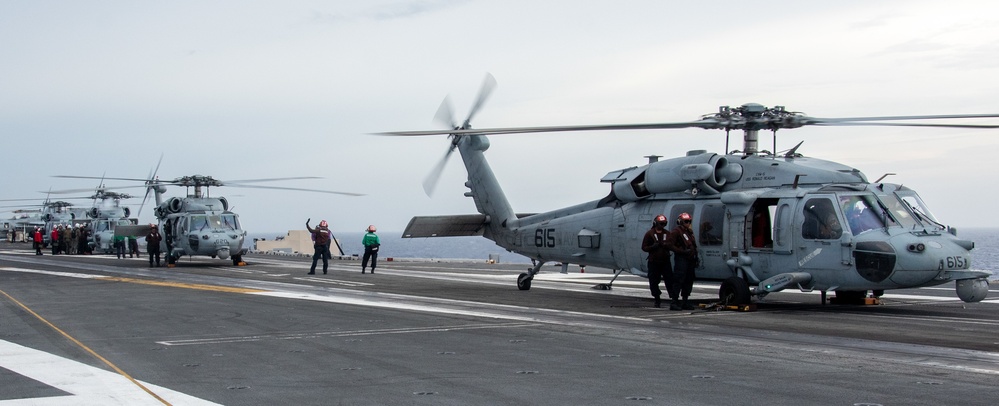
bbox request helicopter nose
[887,235,972,286]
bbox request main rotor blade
[224,183,364,196]
[378,120,720,136]
[221,176,323,184]
[0,198,49,202]
[54,175,150,182]
[422,146,455,197]
[812,122,999,129]
[806,113,999,124]
[463,73,496,128]
[43,185,149,194]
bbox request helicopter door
[612,205,645,273]
[697,203,726,278]
[797,196,851,274]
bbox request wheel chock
[828,297,881,305]
[698,303,757,312]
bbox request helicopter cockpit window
[839,195,887,236]
[896,192,941,227]
[699,204,724,246]
[190,215,209,231]
[95,221,110,232]
[221,214,239,230]
[880,195,918,228]
[207,215,224,230]
[802,198,842,240]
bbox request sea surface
[250,228,999,278]
[249,231,533,264]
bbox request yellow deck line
[100,277,266,294]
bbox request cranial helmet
[319,220,328,227]
[367,225,376,232]
[678,212,692,221]
[654,214,667,227]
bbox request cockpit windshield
[893,190,942,228]
[220,214,239,230]
[839,194,893,235]
[189,215,209,231]
[95,221,110,232]
[880,194,919,228]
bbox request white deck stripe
[0,340,220,405]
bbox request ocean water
[960,228,999,279]
[249,231,533,264]
[250,228,999,277]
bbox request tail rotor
[421,73,496,197]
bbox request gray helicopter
[84,189,137,253]
[43,183,143,253]
[60,173,361,266]
[384,75,998,305]
[1,196,86,245]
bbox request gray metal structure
[386,75,998,305]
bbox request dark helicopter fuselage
[155,196,247,265]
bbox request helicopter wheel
[232,255,243,266]
[517,273,533,291]
[719,276,751,305]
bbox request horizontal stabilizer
[402,215,488,238]
[115,224,153,238]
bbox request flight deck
[2,242,997,405]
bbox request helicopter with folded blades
[383,74,998,305]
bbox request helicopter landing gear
[517,273,533,290]
[719,276,751,305]
[593,268,625,290]
[517,261,545,290]
[232,254,245,266]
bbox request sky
[2,0,998,234]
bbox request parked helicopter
[57,173,361,266]
[1,209,43,242]
[383,75,998,305]
[84,189,137,253]
[41,182,143,253]
[20,200,90,246]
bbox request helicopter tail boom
[457,135,518,229]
